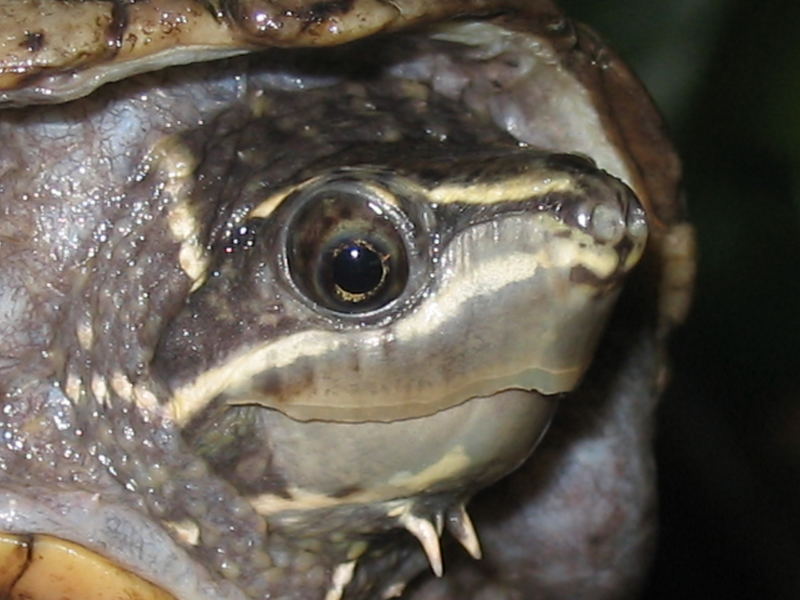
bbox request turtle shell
[0,0,693,323]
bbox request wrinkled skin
[0,2,692,599]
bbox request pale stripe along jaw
[160,149,647,426]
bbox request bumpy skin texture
[0,2,690,599]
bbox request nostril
[590,203,626,244]
[627,204,649,240]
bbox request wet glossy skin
[0,2,693,599]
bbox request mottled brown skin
[0,2,690,599]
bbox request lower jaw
[252,388,559,518]
[0,390,557,600]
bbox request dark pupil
[331,241,384,295]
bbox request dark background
[560,1,800,598]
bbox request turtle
[0,1,695,599]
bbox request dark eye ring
[283,184,412,315]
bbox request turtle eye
[285,189,410,314]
